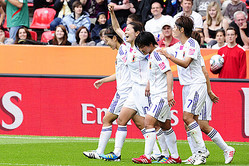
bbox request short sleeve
[152,50,171,73]
[185,39,199,60]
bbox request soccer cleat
[204,148,210,158]
[100,152,121,161]
[152,155,168,163]
[150,153,162,161]
[83,150,101,159]
[224,146,235,164]
[183,155,195,165]
[159,156,182,164]
[193,152,206,165]
[132,155,152,164]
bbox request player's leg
[154,125,169,161]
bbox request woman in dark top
[48,25,71,46]
[91,12,107,43]
[203,2,228,47]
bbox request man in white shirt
[174,0,203,31]
[145,1,173,41]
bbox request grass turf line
[0,135,248,166]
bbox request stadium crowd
[0,0,248,49]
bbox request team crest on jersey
[159,62,166,70]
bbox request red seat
[30,8,56,29]
[30,30,37,41]
[4,31,9,38]
[41,31,55,42]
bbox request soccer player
[83,26,132,159]
[183,31,235,165]
[99,5,161,161]
[159,16,209,165]
[131,31,181,164]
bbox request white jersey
[166,38,206,85]
[148,47,171,97]
[116,43,133,94]
[174,11,203,29]
[122,34,148,85]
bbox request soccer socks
[142,128,161,156]
[96,126,112,155]
[164,127,179,159]
[208,128,228,152]
[113,125,127,156]
[188,121,206,153]
[144,128,157,159]
[157,128,169,157]
[187,131,197,155]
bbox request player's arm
[94,73,116,89]
[108,4,125,40]
[8,0,23,8]
[159,49,193,68]
[145,80,150,97]
[166,70,175,107]
[202,66,219,103]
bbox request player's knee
[117,117,128,126]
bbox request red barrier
[0,76,248,142]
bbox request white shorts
[108,92,129,115]
[198,95,212,120]
[123,83,150,117]
[182,83,207,115]
[147,96,171,122]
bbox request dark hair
[151,0,163,8]
[75,26,92,44]
[127,14,140,23]
[52,25,69,45]
[216,29,225,36]
[72,0,83,10]
[175,16,193,38]
[95,12,107,25]
[191,31,201,45]
[226,26,237,35]
[181,0,193,4]
[128,21,144,33]
[135,31,157,48]
[14,26,32,44]
[104,26,123,44]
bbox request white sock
[142,128,161,156]
[164,127,179,158]
[96,126,112,155]
[188,121,206,153]
[187,131,197,155]
[113,125,127,156]
[156,128,169,157]
[144,128,156,159]
[208,128,228,152]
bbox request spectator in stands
[230,11,249,49]
[157,19,179,48]
[14,26,32,44]
[0,6,5,26]
[145,1,173,41]
[0,26,12,44]
[214,27,247,78]
[48,25,71,45]
[108,0,136,29]
[211,29,227,49]
[173,0,203,30]
[62,0,91,43]
[91,12,107,43]
[96,28,108,46]
[50,0,75,31]
[224,0,247,24]
[72,25,95,46]
[122,13,141,31]
[84,0,108,22]
[0,0,29,41]
[192,0,221,21]
[33,0,55,12]
[221,0,231,15]
[203,2,229,47]
[196,30,208,48]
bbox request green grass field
[0,135,248,166]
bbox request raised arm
[108,4,125,39]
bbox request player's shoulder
[151,48,164,61]
[236,44,246,52]
[186,38,199,48]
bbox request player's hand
[167,92,175,107]
[145,82,150,97]
[108,4,114,13]
[208,91,219,103]
[94,79,104,89]
[157,49,171,59]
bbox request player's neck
[227,42,237,48]
[179,36,188,45]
